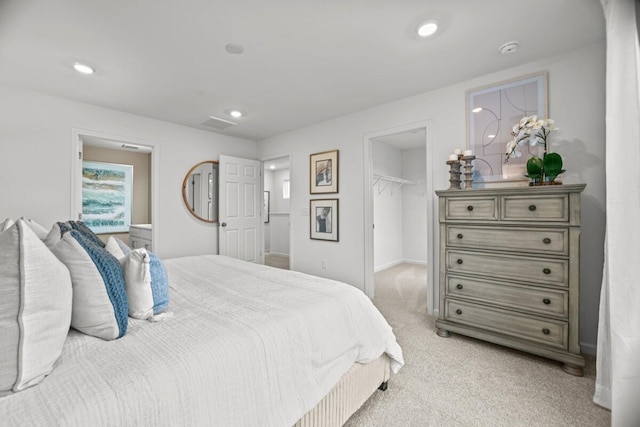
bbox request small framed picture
[310,150,338,194]
[310,199,339,242]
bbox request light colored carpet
[345,263,611,427]
[265,253,289,270]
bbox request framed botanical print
[310,150,338,194]
[310,199,338,242]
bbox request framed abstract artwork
[310,150,338,194]
[82,161,133,234]
[310,199,338,242]
[466,72,547,183]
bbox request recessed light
[487,134,496,138]
[417,20,438,38]
[229,110,243,119]
[270,165,275,170]
[472,107,483,113]
[73,62,95,75]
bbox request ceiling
[0,0,605,142]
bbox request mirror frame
[182,160,219,223]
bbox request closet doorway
[262,155,291,270]
[363,121,436,315]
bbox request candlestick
[461,155,476,189]
[463,149,473,156]
[453,148,462,155]
[446,159,462,190]
[448,154,458,161]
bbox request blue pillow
[69,220,105,248]
[50,230,128,340]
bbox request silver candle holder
[461,155,475,189]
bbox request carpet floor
[344,263,611,427]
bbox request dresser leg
[436,328,451,338]
[561,363,584,377]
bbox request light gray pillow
[0,220,72,396]
[0,218,14,232]
[19,217,49,240]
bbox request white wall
[373,141,403,270]
[258,42,606,353]
[0,84,258,259]
[401,146,427,264]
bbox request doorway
[363,121,436,315]
[71,129,159,252]
[262,155,291,270]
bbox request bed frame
[294,354,391,426]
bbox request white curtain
[594,0,640,425]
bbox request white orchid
[505,114,559,162]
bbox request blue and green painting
[82,161,132,233]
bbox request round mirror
[182,161,218,223]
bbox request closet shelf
[373,174,423,195]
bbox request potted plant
[504,115,565,185]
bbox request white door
[219,155,261,262]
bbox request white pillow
[0,220,72,396]
[43,221,71,248]
[0,218,14,232]
[50,230,129,340]
[105,236,128,260]
[19,217,49,240]
[121,248,170,319]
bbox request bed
[0,253,404,426]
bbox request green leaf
[526,156,543,179]
[543,153,564,181]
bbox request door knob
[221,222,227,227]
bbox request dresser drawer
[446,225,568,255]
[446,275,568,318]
[445,299,568,349]
[445,197,498,220]
[446,250,568,287]
[501,194,569,222]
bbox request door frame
[260,152,292,267]
[71,128,161,251]
[362,120,437,315]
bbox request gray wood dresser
[435,184,586,376]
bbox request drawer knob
[457,259,464,265]
[456,284,463,290]
[529,205,537,211]
[543,298,551,305]
[543,268,551,275]
[456,309,463,315]
[467,205,474,211]
[543,237,552,244]
[542,328,551,335]
[457,233,464,239]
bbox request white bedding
[1,255,403,426]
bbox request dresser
[129,224,152,251]
[435,184,585,375]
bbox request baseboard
[374,260,403,273]
[266,251,289,257]
[374,258,427,273]
[402,258,427,266]
[580,342,596,356]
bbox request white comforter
[1,255,403,426]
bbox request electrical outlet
[321,259,327,269]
